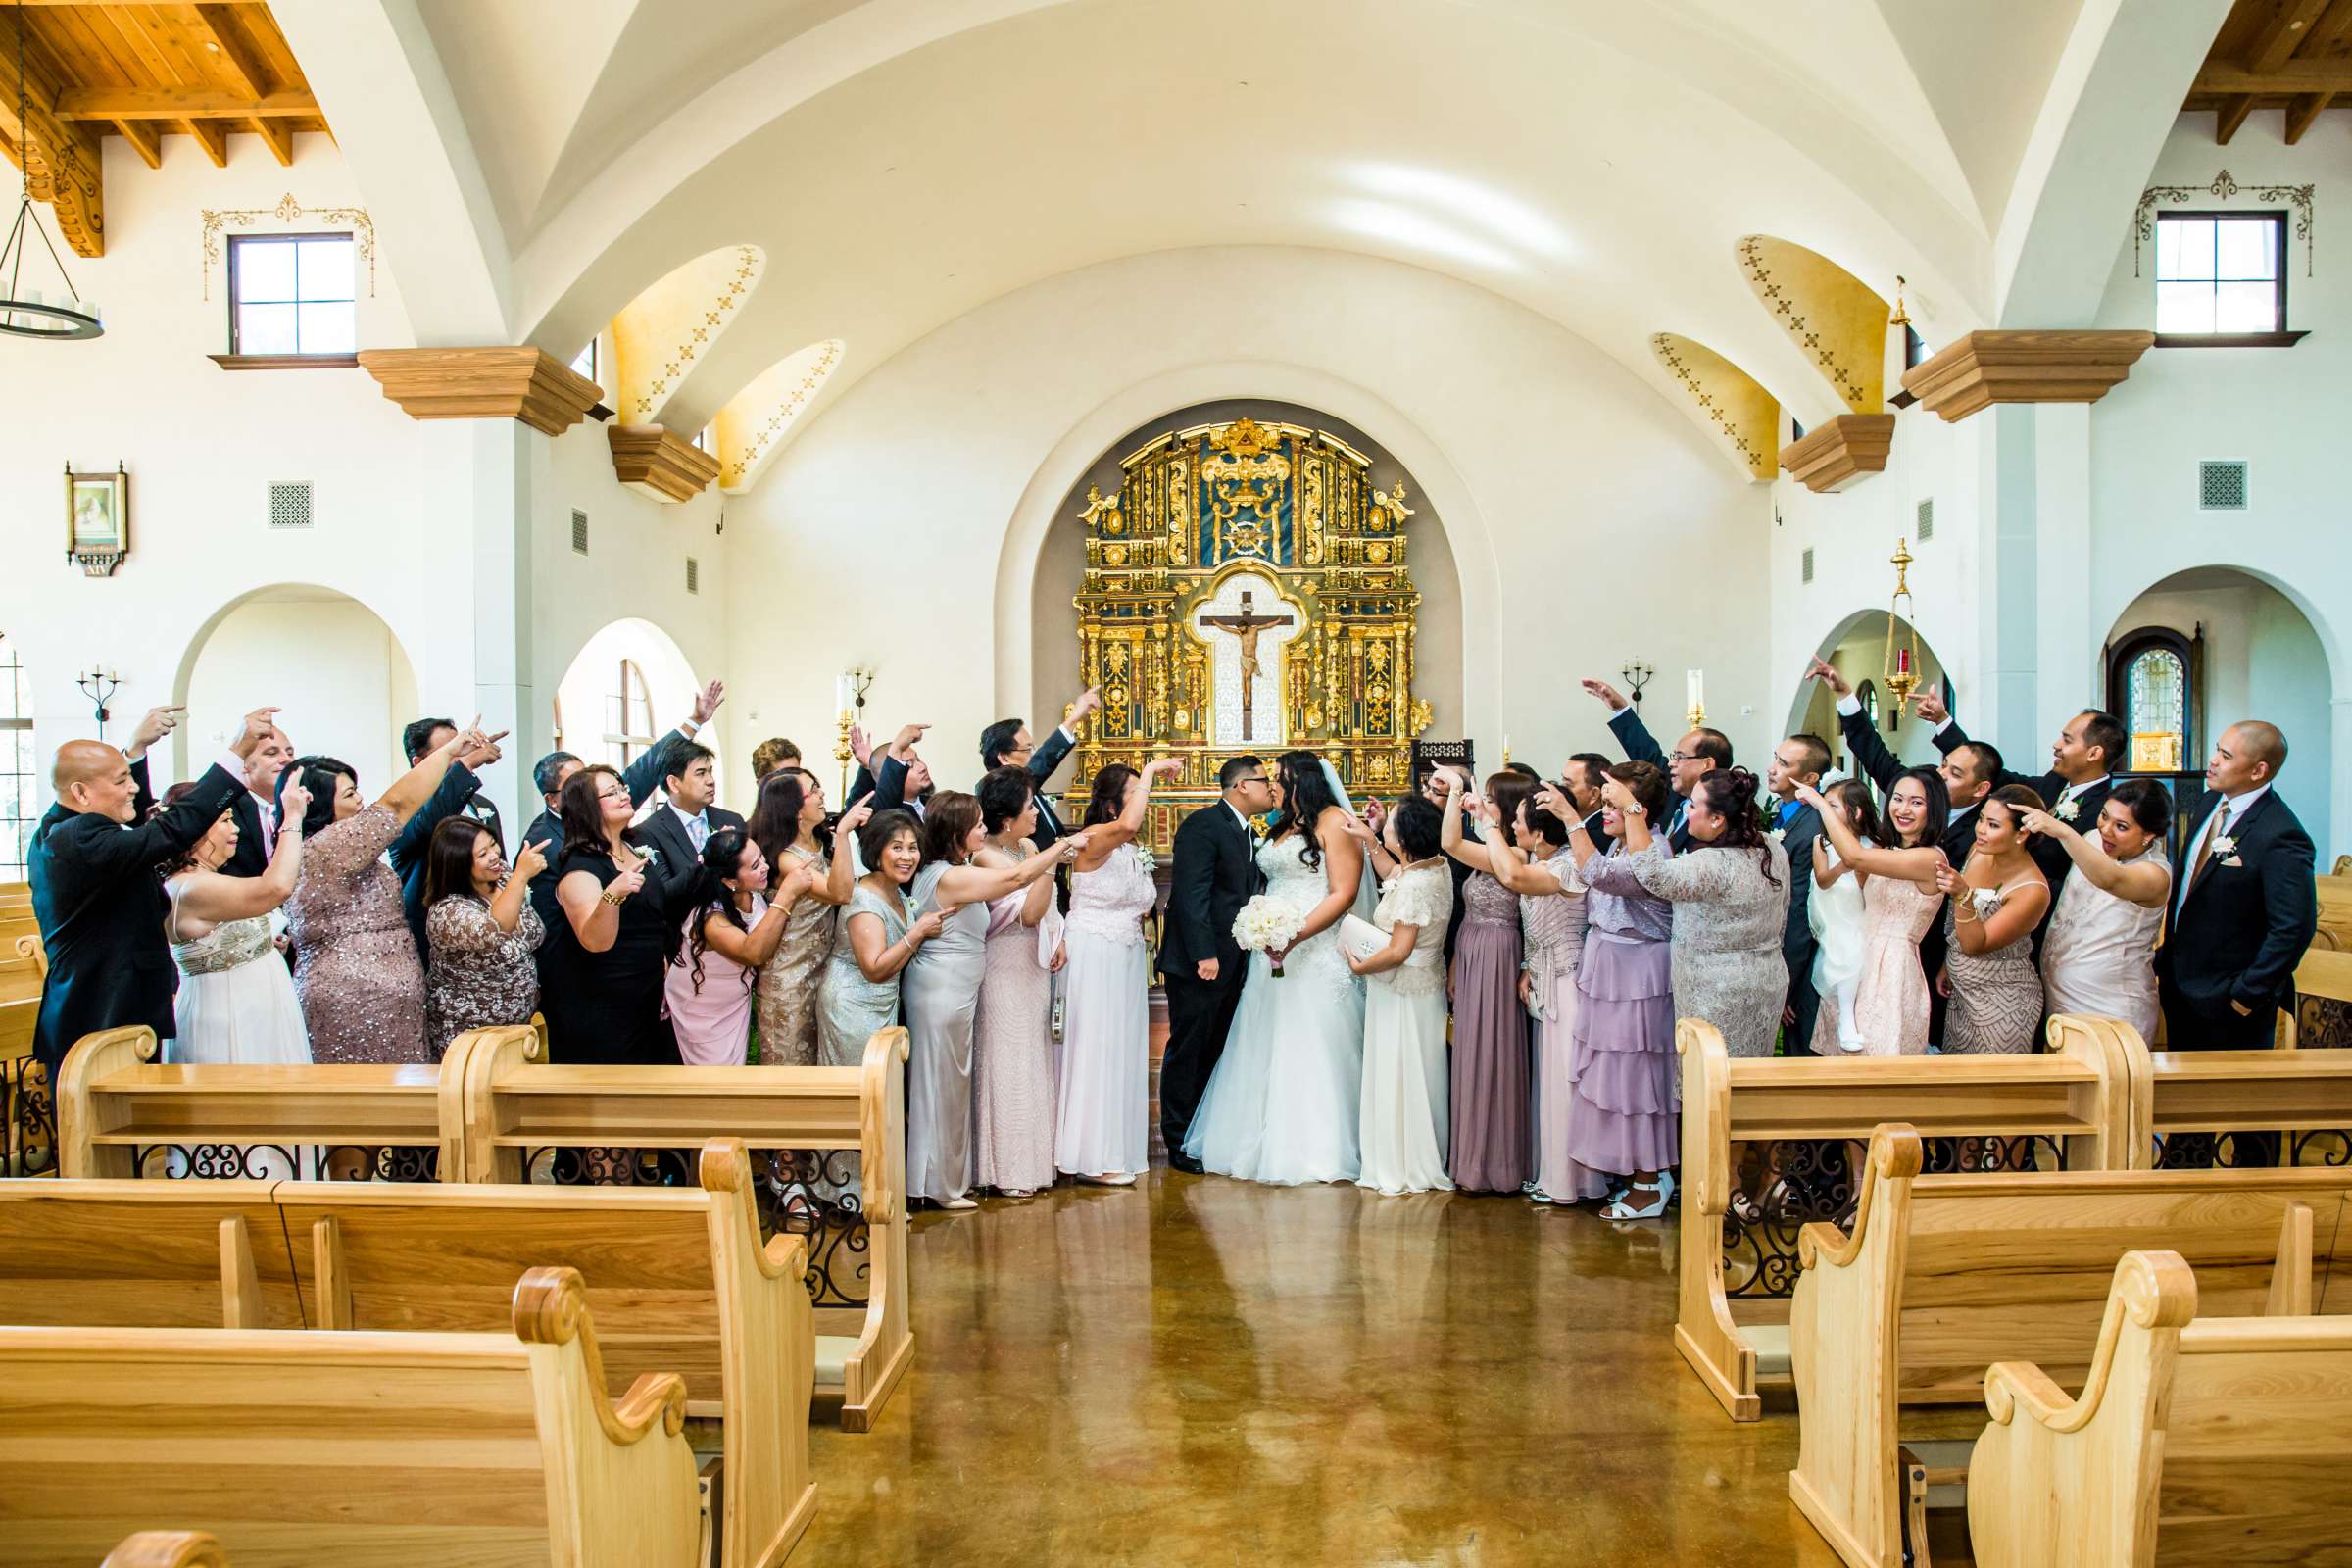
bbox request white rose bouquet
[1233,895,1304,978]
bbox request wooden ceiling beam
[54,87,316,120]
[4,1,266,6]
[2196,59,2352,93]
[2216,94,2258,143]
[185,117,227,167]
[0,28,104,256]
[2243,0,2335,74]
[2286,91,2335,142]
[192,4,271,99]
[113,117,163,168]
[251,114,293,165]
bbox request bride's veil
[1317,758,1380,925]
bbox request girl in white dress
[2016,781,2174,1043]
[1056,756,1182,1185]
[160,775,314,1068]
[1343,796,1454,1195]
[1183,750,1370,1186]
[1807,779,1875,1054]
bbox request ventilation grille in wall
[1916,497,1934,541]
[686,558,700,595]
[2199,461,2248,512]
[267,482,313,529]
[1801,547,1815,584]
[571,509,589,554]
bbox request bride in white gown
[1183,751,1375,1185]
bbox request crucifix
[1201,590,1297,741]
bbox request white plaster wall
[183,595,418,792]
[717,246,1769,793]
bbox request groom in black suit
[1157,754,1274,1171]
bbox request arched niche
[552,617,709,783]
[2104,565,2334,852]
[1649,333,1779,482]
[609,244,766,424]
[172,585,420,796]
[1028,397,1465,746]
[1788,608,1951,779]
[1737,235,1889,415]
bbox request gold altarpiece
[1067,416,1432,851]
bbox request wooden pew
[274,1139,816,1568]
[1967,1250,2352,1567]
[56,1026,468,1181]
[0,1179,302,1330]
[1675,1014,2136,1421]
[2103,1009,2352,1166]
[1786,1125,2350,1568]
[4,931,52,1176]
[460,1022,913,1432]
[2276,945,2352,1048]
[102,1533,227,1568]
[0,1265,708,1568]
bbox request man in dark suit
[1809,658,1984,1043]
[218,720,296,878]
[398,718,506,846]
[1765,732,1831,1051]
[635,740,747,905]
[1913,685,2122,906]
[28,703,273,1075]
[521,678,724,938]
[1580,676,1728,853]
[1156,754,1273,1171]
[2160,720,2318,1051]
[976,686,1101,850]
[390,725,509,958]
[1562,753,1611,845]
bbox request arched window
[0,633,30,879]
[1855,678,1882,734]
[606,659,658,768]
[2107,627,2198,774]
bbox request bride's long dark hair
[1268,749,1338,871]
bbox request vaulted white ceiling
[275,0,2230,468]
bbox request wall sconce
[77,664,120,737]
[1620,660,1654,707]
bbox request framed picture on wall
[64,463,129,576]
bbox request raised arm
[937,831,1087,906]
[1795,780,1942,884]
[2012,808,2170,907]
[1072,757,1179,871]
[1028,688,1098,786]
[1583,677,1663,768]
[178,779,313,922]
[488,839,547,934]
[1438,773,1488,871]
[377,722,489,827]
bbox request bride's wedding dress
[1181,830,1366,1184]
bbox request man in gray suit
[1764,731,1831,1052]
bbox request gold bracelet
[601,890,625,906]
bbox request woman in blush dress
[746,768,852,1066]
[1514,782,1588,1204]
[1439,770,1531,1195]
[1933,784,2051,1054]
[665,827,801,1066]
[1805,779,1877,1054]
[1342,795,1455,1196]
[1183,750,1371,1187]
[971,765,1065,1198]
[903,791,1086,1210]
[1559,762,1678,1220]
[1059,758,1184,1186]
[1604,768,1789,1060]
[421,817,546,1055]
[2018,781,2173,1043]
[277,725,478,1064]
[160,774,314,1067]
[1794,768,1951,1057]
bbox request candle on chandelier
[1898,647,1912,676]
[1687,668,1703,712]
[835,673,854,715]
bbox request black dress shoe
[1167,1154,1205,1174]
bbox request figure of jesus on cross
[1200,589,1296,742]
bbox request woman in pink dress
[1794,769,1950,1056]
[1513,783,1588,1204]
[667,826,810,1066]
[971,765,1066,1196]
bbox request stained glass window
[2124,646,2187,772]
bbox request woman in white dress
[2016,780,2174,1043]
[1183,750,1371,1186]
[1055,756,1182,1185]
[1806,779,1876,1054]
[160,774,314,1067]
[1342,795,1454,1195]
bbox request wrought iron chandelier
[1,1,102,340]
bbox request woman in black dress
[539,762,677,1063]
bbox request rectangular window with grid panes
[228,233,357,355]
[0,635,33,879]
[2155,212,2285,334]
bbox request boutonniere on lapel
[1765,827,1786,846]
[2209,833,2239,866]
[2054,798,2081,822]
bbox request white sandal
[1600,1174,1671,1222]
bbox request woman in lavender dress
[1562,761,1679,1220]
[1438,770,1531,1194]
[971,765,1065,1197]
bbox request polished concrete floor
[800,1173,1856,1566]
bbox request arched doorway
[174,586,419,797]
[1789,609,1952,781]
[552,618,708,786]
[2105,566,2334,854]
